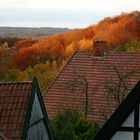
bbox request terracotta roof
[0,81,32,140]
[44,51,140,124]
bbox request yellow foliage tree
[52,60,57,70]
[65,43,75,57]
[17,71,28,81]
[79,39,92,50]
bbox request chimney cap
[94,39,106,47]
[94,39,106,43]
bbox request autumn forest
[0,11,140,92]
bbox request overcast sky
[0,0,140,28]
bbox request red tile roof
[0,81,32,140]
[44,51,140,124]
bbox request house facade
[0,77,54,140]
[93,81,140,140]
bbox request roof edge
[21,78,35,140]
[34,77,54,140]
[43,51,78,94]
[0,81,32,84]
[43,50,140,95]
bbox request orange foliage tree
[13,47,36,70]
[14,39,36,49]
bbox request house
[0,77,54,140]
[93,80,140,140]
[44,40,140,124]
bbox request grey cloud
[0,7,114,23]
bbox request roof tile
[0,82,32,139]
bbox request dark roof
[93,80,140,140]
[0,77,53,140]
[44,51,140,124]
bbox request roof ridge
[43,51,78,94]
[76,50,140,55]
[0,81,32,84]
[76,50,90,53]
[107,52,140,55]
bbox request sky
[0,0,140,28]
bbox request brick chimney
[92,40,106,56]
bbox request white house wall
[26,91,50,140]
[111,132,133,140]
[121,111,134,127]
[29,92,44,125]
[27,120,50,140]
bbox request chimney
[92,40,106,56]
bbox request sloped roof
[0,78,54,140]
[0,81,32,140]
[44,51,140,124]
[93,80,140,140]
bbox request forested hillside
[0,27,70,38]
[0,11,140,91]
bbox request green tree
[6,69,19,81]
[65,43,75,57]
[17,63,58,92]
[115,40,140,52]
[17,71,29,81]
[51,109,100,140]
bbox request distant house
[0,77,54,140]
[93,80,140,140]
[44,40,140,124]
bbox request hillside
[0,27,70,38]
[0,11,140,91]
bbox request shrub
[51,109,100,140]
